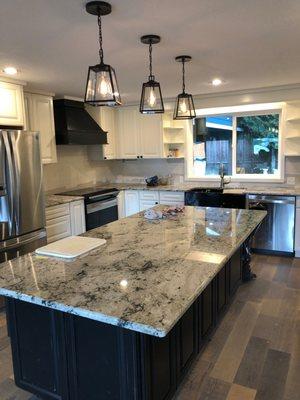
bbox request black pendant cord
[98,14,104,64]
[182,59,186,94]
[149,42,154,80]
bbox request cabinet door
[229,248,241,296]
[117,191,125,219]
[23,92,32,131]
[70,200,86,235]
[0,81,24,127]
[139,113,163,158]
[117,107,139,159]
[140,199,159,211]
[30,94,57,164]
[46,215,71,243]
[124,190,140,216]
[101,108,117,159]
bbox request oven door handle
[87,191,119,201]
[86,198,118,214]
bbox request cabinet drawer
[139,199,159,211]
[46,203,70,221]
[159,191,185,205]
[46,215,71,243]
[138,190,159,201]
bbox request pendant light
[84,1,121,107]
[139,35,164,114]
[173,55,196,120]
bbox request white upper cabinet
[24,92,57,164]
[0,81,25,127]
[117,107,140,158]
[138,113,163,158]
[117,106,163,159]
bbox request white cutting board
[36,236,106,259]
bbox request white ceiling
[1,0,300,102]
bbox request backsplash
[43,146,300,192]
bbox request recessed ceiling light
[212,78,222,86]
[3,66,18,75]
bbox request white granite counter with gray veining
[45,194,84,208]
[0,206,266,337]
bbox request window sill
[185,176,285,184]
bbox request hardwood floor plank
[174,359,212,400]
[197,377,231,400]
[287,261,300,290]
[234,336,269,389]
[283,323,300,400]
[260,282,285,318]
[226,383,256,400]
[210,302,261,383]
[255,349,291,400]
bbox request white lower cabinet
[159,191,185,206]
[124,190,140,217]
[70,200,86,236]
[123,190,185,217]
[46,200,86,243]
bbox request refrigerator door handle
[2,132,16,234]
[10,134,21,233]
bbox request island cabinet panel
[140,333,176,400]
[7,300,68,400]
[199,281,215,342]
[229,248,242,295]
[175,303,198,384]
[64,316,140,400]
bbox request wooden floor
[0,254,299,400]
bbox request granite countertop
[54,182,300,196]
[45,194,84,208]
[0,206,266,337]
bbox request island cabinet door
[175,302,198,384]
[64,315,140,400]
[7,299,69,400]
[140,332,177,400]
[198,281,215,348]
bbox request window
[189,107,281,180]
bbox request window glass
[236,114,279,175]
[193,115,232,176]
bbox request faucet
[219,163,230,189]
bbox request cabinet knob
[140,155,143,158]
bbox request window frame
[185,103,284,183]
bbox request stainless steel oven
[85,191,119,230]
[247,194,295,256]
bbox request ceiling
[1,0,300,103]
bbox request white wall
[43,146,115,192]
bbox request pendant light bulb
[179,98,187,114]
[99,73,112,96]
[148,87,157,107]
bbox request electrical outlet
[287,176,295,185]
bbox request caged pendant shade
[173,55,196,120]
[84,1,121,107]
[139,35,164,114]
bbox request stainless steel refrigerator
[0,130,47,307]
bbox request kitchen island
[0,206,266,400]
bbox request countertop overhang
[0,206,266,337]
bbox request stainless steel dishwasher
[247,194,295,256]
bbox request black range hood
[53,99,108,145]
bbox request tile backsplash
[43,145,300,192]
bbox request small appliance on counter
[58,187,119,231]
[145,175,159,187]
